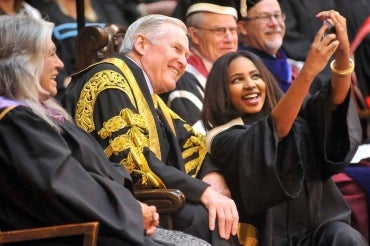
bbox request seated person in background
[162,0,239,134]
[63,14,240,246]
[117,0,178,22]
[34,0,129,101]
[279,0,334,91]
[201,10,367,246]
[237,0,324,93]
[171,0,190,22]
[0,13,212,246]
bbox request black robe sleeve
[0,106,146,245]
[300,85,362,176]
[209,85,362,218]
[209,116,304,217]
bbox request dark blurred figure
[172,0,190,22]
[114,0,178,24]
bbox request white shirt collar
[126,55,154,94]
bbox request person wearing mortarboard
[162,0,243,134]
[236,0,303,93]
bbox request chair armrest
[134,189,185,214]
[0,222,99,246]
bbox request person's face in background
[238,0,285,56]
[140,23,189,94]
[188,12,238,63]
[228,56,266,114]
[40,38,64,100]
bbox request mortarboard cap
[246,0,263,10]
[236,0,281,19]
[233,0,248,19]
[186,0,239,19]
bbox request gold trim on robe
[74,58,165,188]
[74,57,207,187]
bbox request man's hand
[139,201,159,236]
[202,171,232,198]
[200,186,239,240]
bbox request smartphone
[323,19,336,37]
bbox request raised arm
[271,10,347,139]
[316,11,352,105]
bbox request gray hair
[0,12,70,128]
[120,14,188,53]
[186,12,206,27]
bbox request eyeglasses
[192,26,238,35]
[243,12,286,24]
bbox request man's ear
[188,27,200,45]
[133,34,147,56]
[237,21,248,35]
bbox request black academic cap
[235,0,281,20]
[246,0,263,10]
[186,0,238,19]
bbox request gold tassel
[240,0,248,18]
[238,223,258,246]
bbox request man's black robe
[63,55,238,245]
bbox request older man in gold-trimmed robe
[64,14,240,246]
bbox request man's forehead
[246,0,280,9]
[200,12,237,23]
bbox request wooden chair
[75,24,126,71]
[0,221,99,245]
[75,25,109,71]
[74,24,186,230]
[135,188,185,229]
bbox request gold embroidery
[182,135,207,176]
[98,109,147,139]
[120,156,136,174]
[183,123,193,133]
[99,115,127,139]
[104,58,161,159]
[129,148,165,188]
[153,99,207,177]
[74,58,209,187]
[75,70,135,133]
[104,133,133,158]
[75,58,165,188]
[154,92,206,177]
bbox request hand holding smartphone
[323,19,336,37]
